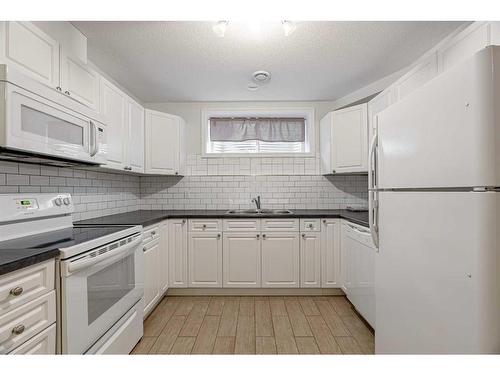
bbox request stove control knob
[54,198,62,206]
[63,197,71,205]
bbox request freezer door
[375,191,500,354]
[377,47,500,189]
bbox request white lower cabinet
[261,232,300,288]
[300,231,321,288]
[321,219,341,288]
[188,232,222,287]
[142,239,160,316]
[168,219,188,288]
[8,324,55,354]
[223,232,261,288]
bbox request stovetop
[0,225,135,251]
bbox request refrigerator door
[376,191,500,354]
[377,47,500,189]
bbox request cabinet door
[143,241,160,316]
[126,99,145,173]
[261,232,299,288]
[321,219,341,288]
[168,219,188,288]
[159,221,169,294]
[0,21,59,88]
[145,110,180,175]
[100,78,127,170]
[60,46,100,110]
[332,103,368,173]
[188,232,222,287]
[300,232,321,288]
[320,112,334,174]
[223,232,261,288]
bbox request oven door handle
[65,236,142,275]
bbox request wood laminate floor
[131,296,374,355]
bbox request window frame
[201,108,315,158]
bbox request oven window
[21,105,84,146]
[87,253,135,325]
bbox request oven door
[3,82,107,164]
[60,235,144,354]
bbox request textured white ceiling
[73,21,463,102]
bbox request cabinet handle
[56,86,62,91]
[182,219,186,224]
[217,233,221,239]
[12,324,25,335]
[323,219,326,223]
[151,231,156,236]
[262,234,266,239]
[175,171,179,175]
[65,90,71,96]
[9,286,23,296]
[202,224,207,229]
[307,223,313,229]
[302,233,306,238]
[332,170,336,174]
[256,234,260,239]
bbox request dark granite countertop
[76,209,369,228]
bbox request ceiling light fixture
[282,21,297,36]
[252,70,271,84]
[213,21,228,37]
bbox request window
[202,109,315,157]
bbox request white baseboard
[166,288,344,296]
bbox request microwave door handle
[89,121,99,157]
[66,236,142,274]
[368,132,379,248]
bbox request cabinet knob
[217,233,221,239]
[302,233,306,238]
[262,234,266,239]
[175,171,179,175]
[308,223,313,228]
[256,234,260,239]
[202,224,207,229]
[323,219,326,223]
[151,231,156,236]
[332,170,336,174]
[12,324,25,335]
[182,219,186,224]
[56,86,62,91]
[9,286,23,296]
[65,90,71,96]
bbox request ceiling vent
[252,70,271,84]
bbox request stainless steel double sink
[225,209,294,215]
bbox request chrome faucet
[251,195,261,210]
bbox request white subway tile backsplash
[1,157,368,220]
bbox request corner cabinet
[145,109,186,175]
[320,103,368,174]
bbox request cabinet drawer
[300,219,321,232]
[188,219,222,232]
[0,291,56,354]
[143,225,160,244]
[223,219,261,232]
[0,260,55,316]
[261,218,299,232]
[8,324,55,354]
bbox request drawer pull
[302,233,306,238]
[217,233,221,239]
[10,286,24,296]
[151,231,156,236]
[203,224,207,229]
[307,223,313,229]
[12,324,25,335]
[262,234,266,239]
[256,234,260,239]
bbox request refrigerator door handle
[368,132,379,248]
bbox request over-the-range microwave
[0,65,107,166]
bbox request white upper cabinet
[320,103,368,174]
[393,52,438,101]
[126,98,145,173]
[145,109,186,175]
[60,46,100,110]
[0,21,59,88]
[0,21,100,110]
[100,77,127,170]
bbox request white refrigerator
[370,46,500,354]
